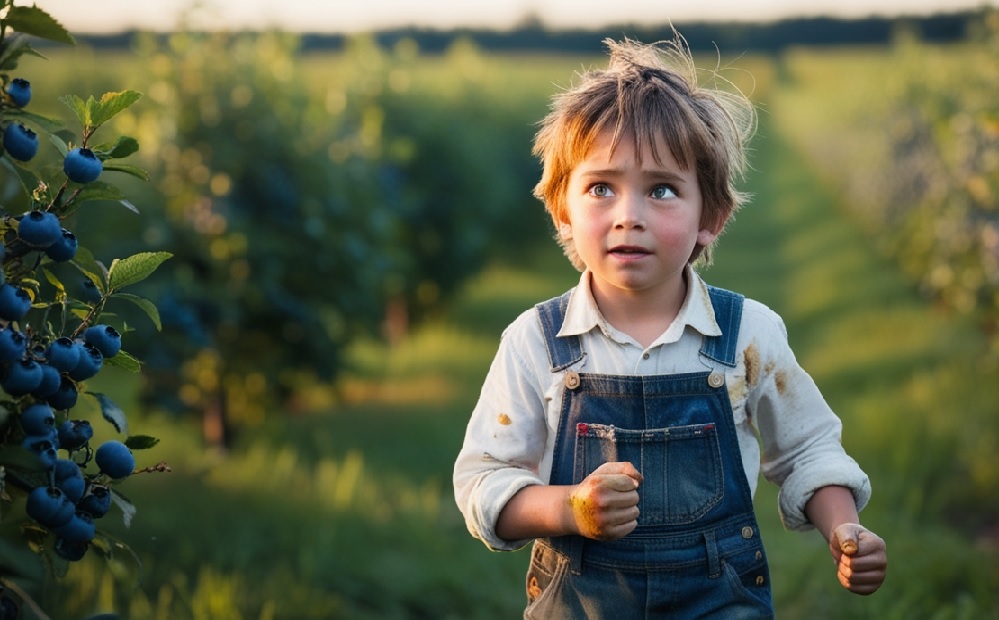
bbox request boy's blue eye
[589,184,612,197]
[651,185,677,199]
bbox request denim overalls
[524,285,774,619]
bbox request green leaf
[103,349,141,373]
[124,435,160,450]
[59,94,90,128]
[70,181,127,204]
[5,6,76,45]
[110,488,136,527]
[3,107,64,134]
[108,252,172,292]
[41,267,68,304]
[0,155,38,198]
[91,91,142,129]
[118,199,140,214]
[0,37,47,72]
[47,132,69,158]
[89,531,144,581]
[101,162,150,182]
[71,246,109,291]
[114,293,163,330]
[90,392,128,435]
[93,136,139,159]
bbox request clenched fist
[568,461,643,541]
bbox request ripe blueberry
[45,228,78,262]
[58,419,94,451]
[0,283,32,321]
[84,325,122,358]
[46,336,81,372]
[78,484,111,518]
[2,358,43,396]
[46,376,79,411]
[54,536,89,561]
[0,595,19,620]
[53,510,96,544]
[0,325,25,362]
[19,402,55,435]
[54,459,87,503]
[25,486,75,528]
[17,210,62,248]
[63,147,102,183]
[68,341,103,381]
[80,278,102,304]
[5,78,31,107]
[31,362,62,399]
[21,436,59,469]
[95,440,135,479]
[2,122,38,161]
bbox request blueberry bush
[0,3,171,616]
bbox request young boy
[453,36,887,618]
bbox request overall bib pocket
[573,422,723,525]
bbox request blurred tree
[118,32,544,448]
[881,14,999,356]
[122,31,401,448]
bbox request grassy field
[15,43,998,619]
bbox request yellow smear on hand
[569,494,599,539]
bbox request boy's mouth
[609,245,651,256]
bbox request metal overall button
[707,372,725,388]
[564,371,581,390]
[742,526,754,539]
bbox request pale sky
[38,0,988,33]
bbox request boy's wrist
[564,484,583,537]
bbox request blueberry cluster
[1,266,128,564]
[18,400,133,561]
[0,320,121,404]
[2,76,103,183]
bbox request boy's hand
[829,523,887,595]
[568,461,643,541]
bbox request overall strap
[700,285,745,368]
[535,291,584,371]
[536,285,744,370]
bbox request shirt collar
[558,265,722,346]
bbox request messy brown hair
[532,35,757,269]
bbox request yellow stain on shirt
[498,413,512,425]
[744,343,761,385]
[775,371,788,395]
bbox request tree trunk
[201,388,232,453]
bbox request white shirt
[453,267,871,551]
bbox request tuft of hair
[532,31,758,270]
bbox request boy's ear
[696,211,730,248]
[558,221,573,240]
[702,210,731,236]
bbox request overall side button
[707,372,725,388]
[564,371,581,390]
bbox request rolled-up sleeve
[453,312,551,551]
[746,305,871,531]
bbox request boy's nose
[614,196,646,230]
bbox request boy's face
[561,129,716,304]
